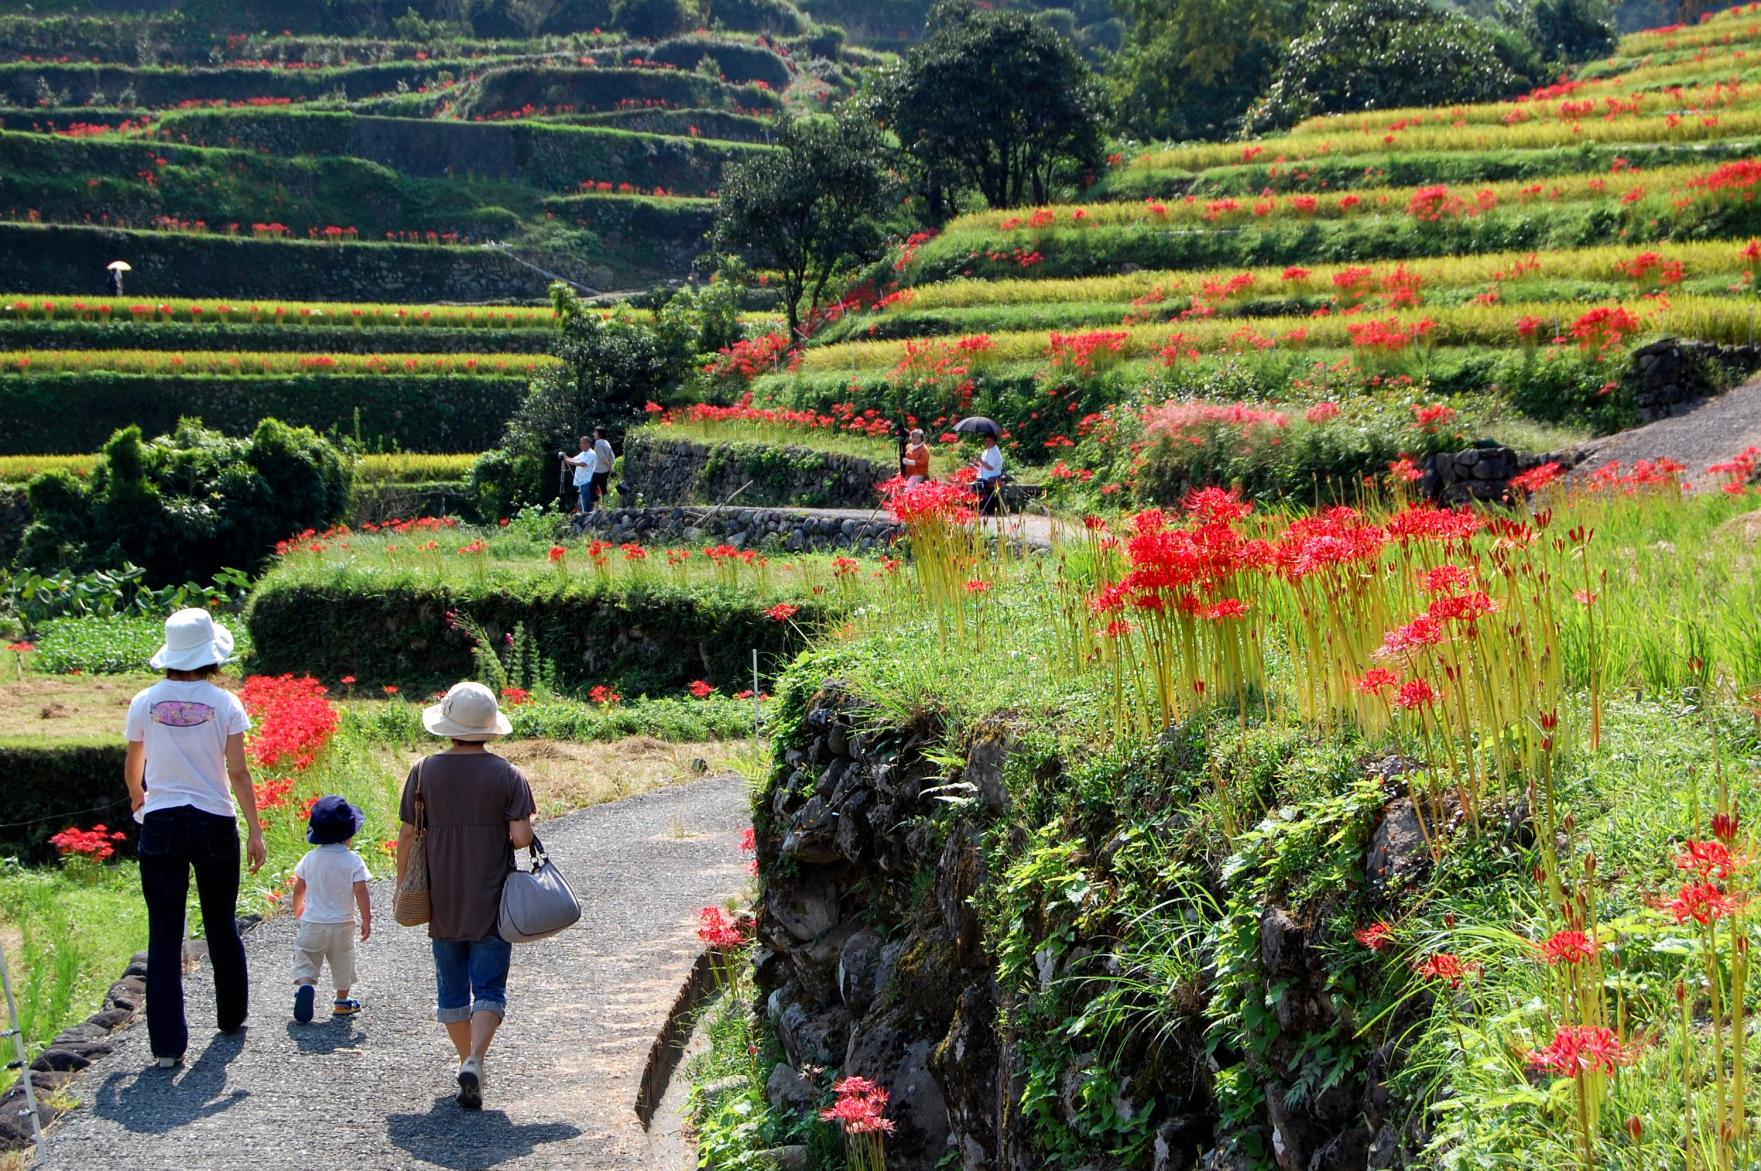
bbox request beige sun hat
[150,607,236,671]
[422,681,513,741]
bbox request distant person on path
[396,682,536,1111]
[290,796,372,1024]
[564,436,594,513]
[106,266,123,297]
[591,426,615,507]
[902,429,931,484]
[975,433,1004,516]
[124,608,266,1069]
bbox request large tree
[712,115,897,343]
[881,1,1105,216]
[1107,0,1307,142]
[1246,0,1544,134]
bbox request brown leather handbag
[393,761,431,928]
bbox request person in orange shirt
[901,429,931,483]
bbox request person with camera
[561,437,595,513]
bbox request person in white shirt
[563,436,594,513]
[291,796,372,1023]
[975,433,1005,516]
[124,608,265,1068]
[590,426,615,508]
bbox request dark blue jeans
[431,935,512,1022]
[137,805,249,1059]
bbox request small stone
[764,1063,815,1111]
[752,1145,810,1170]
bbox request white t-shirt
[593,438,615,474]
[978,445,1004,481]
[295,844,371,924]
[124,680,251,822]
[572,450,593,486]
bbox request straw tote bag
[499,834,581,943]
[393,761,431,927]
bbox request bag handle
[517,833,548,873]
[411,759,426,834]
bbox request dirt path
[33,774,750,1171]
[1574,375,1761,490]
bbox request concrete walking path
[34,774,751,1171]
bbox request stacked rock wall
[620,434,893,510]
[580,505,902,552]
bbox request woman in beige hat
[124,608,267,1068]
[394,681,536,1110]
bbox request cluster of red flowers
[697,906,750,950]
[1507,461,1564,494]
[687,680,716,698]
[1528,1025,1633,1078]
[879,476,979,526]
[1707,445,1760,494]
[704,333,795,382]
[240,674,340,772]
[589,684,622,705]
[1583,457,1686,494]
[1570,305,1645,356]
[819,1076,895,1136]
[1046,330,1130,374]
[49,824,128,862]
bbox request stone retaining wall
[578,505,902,552]
[1630,337,1761,421]
[1422,442,1585,505]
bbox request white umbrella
[106,260,132,272]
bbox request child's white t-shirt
[124,680,252,823]
[295,845,371,924]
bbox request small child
[291,795,372,1023]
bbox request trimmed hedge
[0,373,525,454]
[0,738,132,863]
[542,192,715,248]
[149,109,772,195]
[0,320,555,355]
[0,56,517,106]
[460,64,783,118]
[646,36,794,88]
[244,578,822,695]
[0,223,557,301]
[550,106,777,142]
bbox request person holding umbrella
[954,416,1005,515]
[106,260,130,297]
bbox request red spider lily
[739,828,756,853]
[1413,951,1474,987]
[6,640,34,654]
[1357,668,1398,694]
[687,680,715,699]
[49,824,127,861]
[1713,811,1742,845]
[240,675,339,772]
[1529,1025,1633,1078]
[547,545,566,564]
[1675,839,1742,881]
[1305,402,1341,424]
[1538,928,1597,965]
[1393,679,1439,711]
[1669,880,1740,925]
[766,603,800,622]
[383,685,400,696]
[697,906,750,950]
[1508,462,1563,494]
[339,675,357,686]
[1354,921,1394,950]
[820,1076,895,1136]
[500,687,532,707]
[965,579,993,595]
[588,684,621,705]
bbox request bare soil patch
[0,673,158,742]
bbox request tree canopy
[1107,0,1307,143]
[712,115,897,342]
[880,1,1106,216]
[1244,0,1543,134]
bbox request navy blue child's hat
[306,795,365,845]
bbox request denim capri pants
[431,934,512,1023]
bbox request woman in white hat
[394,681,536,1110]
[124,608,266,1068]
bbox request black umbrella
[953,416,1002,438]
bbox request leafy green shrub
[32,613,255,675]
[19,419,350,584]
[0,738,129,861]
[0,320,555,357]
[1244,0,1538,134]
[342,691,761,744]
[0,372,524,456]
[244,575,823,696]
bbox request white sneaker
[456,1057,482,1110]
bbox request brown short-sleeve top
[400,751,537,942]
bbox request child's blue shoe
[293,984,315,1024]
[332,998,362,1017]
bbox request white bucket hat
[150,607,236,671]
[422,681,512,741]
